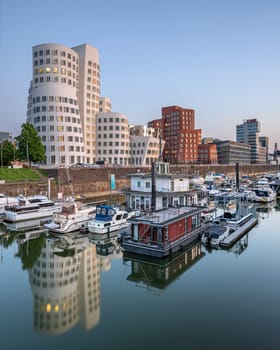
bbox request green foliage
[1,140,16,166]
[0,167,43,182]
[0,231,16,248]
[16,123,45,165]
[16,235,45,270]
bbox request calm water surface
[1,202,280,350]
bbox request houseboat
[121,206,205,258]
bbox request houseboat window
[192,214,201,229]
[179,196,184,206]
[145,199,150,210]
[116,214,122,220]
[164,227,169,241]
[123,213,128,219]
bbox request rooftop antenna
[158,130,162,162]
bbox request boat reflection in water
[123,241,205,294]
[23,232,101,335]
[3,216,53,232]
[89,229,123,258]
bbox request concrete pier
[220,217,258,249]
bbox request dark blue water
[1,201,280,350]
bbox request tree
[16,123,45,165]
[0,140,16,166]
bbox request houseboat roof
[128,206,203,227]
[126,173,191,179]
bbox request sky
[1,0,280,151]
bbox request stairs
[65,167,75,198]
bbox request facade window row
[34,67,77,76]
[34,77,76,86]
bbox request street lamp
[48,177,54,199]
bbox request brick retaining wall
[0,164,279,200]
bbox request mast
[151,161,156,212]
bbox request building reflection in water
[123,241,205,295]
[28,234,101,335]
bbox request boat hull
[88,221,129,234]
[4,209,53,223]
[122,226,203,258]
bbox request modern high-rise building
[27,43,100,166]
[99,97,111,113]
[214,140,251,164]
[96,112,130,166]
[149,106,201,164]
[130,125,165,166]
[236,118,267,164]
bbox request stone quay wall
[0,164,279,201]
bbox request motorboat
[201,205,224,222]
[0,193,18,216]
[253,187,276,203]
[88,204,131,234]
[3,195,56,223]
[201,220,230,247]
[44,201,96,233]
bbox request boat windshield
[96,205,115,220]
[255,190,268,197]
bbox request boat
[87,204,131,234]
[0,193,18,216]
[226,212,254,229]
[3,195,56,223]
[220,213,258,249]
[202,211,257,248]
[201,205,224,222]
[253,186,276,203]
[201,220,230,246]
[121,206,205,258]
[44,201,96,233]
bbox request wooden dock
[220,217,258,249]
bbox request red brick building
[149,106,201,164]
[198,143,218,164]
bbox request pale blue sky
[1,0,280,151]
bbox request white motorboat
[0,193,18,215]
[201,206,224,222]
[4,195,56,222]
[88,204,131,234]
[44,201,96,233]
[254,187,276,203]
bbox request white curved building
[96,112,131,165]
[27,43,100,166]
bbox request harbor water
[1,201,280,350]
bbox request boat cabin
[95,205,116,221]
[95,205,129,222]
